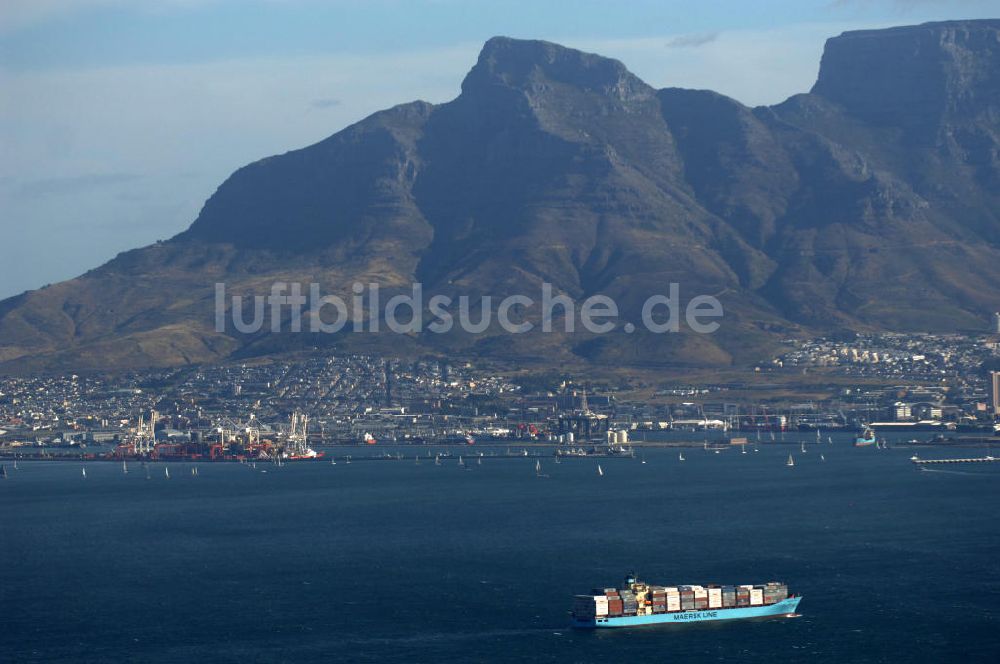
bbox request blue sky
[0,0,995,299]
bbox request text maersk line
[214,282,723,335]
[672,611,719,620]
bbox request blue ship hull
[572,597,801,629]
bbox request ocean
[3,437,999,662]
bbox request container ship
[571,573,800,629]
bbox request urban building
[992,371,1000,417]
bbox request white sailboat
[786,454,795,467]
[597,463,604,477]
[81,467,87,479]
[820,454,826,462]
[801,441,807,453]
[164,466,170,479]
[458,455,465,467]
[678,452,685,462]
[122,460,128,474]
[741,445,747,455]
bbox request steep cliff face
[2,23,1000,372]
[811,20,1000,134]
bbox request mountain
[2,20,1000,373]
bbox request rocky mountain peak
[461,36,654,103]
[811,20,1000,130]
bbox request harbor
[3,439,999,662]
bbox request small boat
[800,442,807,453]
[854,427,877,447]
[13,459,18,470]
[164,467,170,479]
[0,464,7,479]
[820,454,826,462]
[786,454,795,467]
[741,445,747,455]
[678,452,685,462]
[191,467,198,476]
[640,454,647,464]
[477,456,482,465]
[597,464,604,477]
[332,458,337,465]
[458,456,465,467]
[122,460,128,474]
[828,436,833,444]
[434,455,441,466]
[82,467,87,479]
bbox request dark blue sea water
[3,438,1000,663]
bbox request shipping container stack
[620,589,639,616]
[573,595,608,619]
[722,586,737,608]
[604,588,624,617]
[648,586,667,614]
[761,583,788,605]
[666,587,681,612]
[736,586,752,607]
[679,586,695,611]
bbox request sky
[0,0,995,300]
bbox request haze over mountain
[2,20,999,372]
